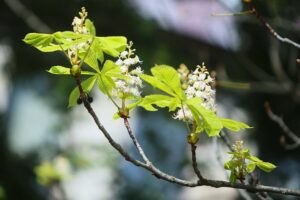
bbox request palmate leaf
[221,118,251,132]
[151,65,184,99]
[247,156,276,172]
[96,36,127,57]
[138,65,185,99]
[96,60,121,95]
[85,19,96,36]
[68,75,97,107]
[186,98,223,137]
[47,66,96,75]
[23,33,54,47]
[139,94,181,111]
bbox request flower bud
[70,65,81,77]
[187,133,199,144]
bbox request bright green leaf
[246,162,256,173]
[139,74,176,96]
[97,74,115,95]
[139,94,180,111]
[97,36,127,57]
[221,118,251,132]
[151,65,184,99]
[23,33,54,47]
[255,161,276,172]
[248,156,276,173]
[68,76,97,107]
[186,98,223,137]
[47,66,96,75]
[85,19,96,36]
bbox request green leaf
[91,39,104,64]
[229,172,237,184]
[246,162,256,173]
[139,94,180,111]
[224,160,232,170]
[248,156,276,173]
[68,76,97,107]
[139,74,176,96]
[186,98,223,137]
[78,46,100,72]
[221,118,251,132]
[47,66,70,75]
[151,65,184,99]
[97,74,115,95]
[85,19,96,35]
[23,33,54,47]
[97,36,127,57]
[47,66,96,75]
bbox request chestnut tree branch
[190,144,204,182]
[73,75,300,197]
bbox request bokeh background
[0,0,300,199]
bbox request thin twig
[265,102,300,149]
[190,144,204,182]
[247,4,300,49]
[123,118,151,164]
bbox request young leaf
[97,36,127,57]
[23,33,54,47]
[255,162,277,173]
[97,74,115,95]
[68,75,97,107]
[85,19,96,36]
[47,66,96,75]
[139,94,180,111]
[151,65,184,99]
[221,118,251,132]
[246,162,256,173]
[186,98,223,137]
[78,47,100,72]
[248,156,276,172]
[139,74,176,96]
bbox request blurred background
[0,0,300,199]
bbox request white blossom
[174,64,216,123]
[112,42,144,98]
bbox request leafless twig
[244,3,300,50]
[265,102,300,150]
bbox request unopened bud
[70,65,81,77]
[187,133,199,144]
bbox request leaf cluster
[224,142,277,184]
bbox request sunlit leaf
[151,65,184,99]
[139,94,180,111]
[47,66,96,75]
[186,98,223,137]
[221,118,251,132]
[97,36,127,57]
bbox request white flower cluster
[72,7,89,34]
[174,64,216,122]
[68,7,91,64]
[113,42,143,98]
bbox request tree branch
[123,118,151,164]
[74,76,300,197]
[190,144,204,182]
[265,102,300,150]
[245,3,300,50]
